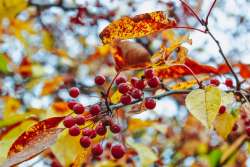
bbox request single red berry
[92,144,103,156]
[90,104,101,115]
[120,94,132,105]
[69,87,80,98]
[246,127,250,136]
[147,76,160,88]
[95,75,106,85]
[130,77,139,87]
[131,88,143,99]
[219,105,226,114]
[63,116,76,128]
[111,144,125,159]
[80,136,91,148]
[210,78,220,86]
[68,100,77,110]
[118,83,130,94]
[145,98,156,110]
[75,115,85,125]
[73,103,85,114]
[110,124,121,134]
[241,113,247,119]
[115,76,126,85]
[232,123,238,131]
[245,120,250,126]
[96,123,107,136]
[136,80,146,90]
[144,69,154,79]
[69,125,81,136]
[90,130,97,139]
[106,142,112,149]
[225,78,233,88]
[82,128,92,136]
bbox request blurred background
[0,0,250,166]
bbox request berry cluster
[115,69,158,109]
[65,84,125,159]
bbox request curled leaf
[100,11,176,44]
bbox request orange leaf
[236,64,250,79]
[156,58,218,78]
[100,11,176,44]
[1,117,64,166]
[41,76,64,96]
[52,102,70,113]
[111,40,151,71]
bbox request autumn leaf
[1,116,65,166]
[111,40,151,71]
[111,90,122,104]
[0,54,9,73]
[41,76,64,96]
[156,57,218,79]
[185,86,222,129]
[128,118,154,133]
[100,11,176,44]
[127,139,157,167]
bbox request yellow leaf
[95,160,122,167]
[100,11,176,44]
[127,139,157,167]
[41,76,64,96]
[0,0,28,21]
[111,90,122,104]
[170,76,209,90]
[42,30,54,50]
[128,118,154,132]
[214,112,237,139]
[0,119,37,164]
[185,86,222,129]
[3,97,21,118]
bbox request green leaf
[209,149,222,167]
[0,54,9,73]
[185,86,222,128]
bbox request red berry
[219,105,226,114]
[241,113,247,119]
[246,127,250,136]
[110,124,121,134]
[144,69,154,79]
[118,83,130,94]
[63,116,76,128]
[68,100,77,110]
[75,115,85,125]
[90,104,101,115]
[95,75,106,85]
[69,125,81,136]
[225,78,233,88]
[82,128,92,136]
[92,144,103,156]
[106,142,112,149]
[136,80,146,90]
[145,98,156,110]
[80,136,91,148]
[232,123,238,131]
[147,76,160,88]
[90,130,97,139]
[115,76,127,85]
[245,120,250,126]
[111,144,125,159]
[69,87,80,98]
[131,88,142,99]
[73,103,85,114]
[130,77,139,87]
[96,123,107,136]
[101,116,112,126]
[210,78,220,86]
[120,94,132,105]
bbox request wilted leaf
[111,40,151,71]
[100,11,176,44]
[185,86,222,128]
[127,139,157,167]
[7,117,64,157]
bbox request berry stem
[173,26,206,33]
[106,72,120,100]
[205,0,217,25]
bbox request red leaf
[237,64,250,79]
[1,117,65,166]
[156,58,218,78]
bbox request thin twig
[205,0,217,24]
[173,26,206,33]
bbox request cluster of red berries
[210,78,234,88]
[64,86,125,159]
